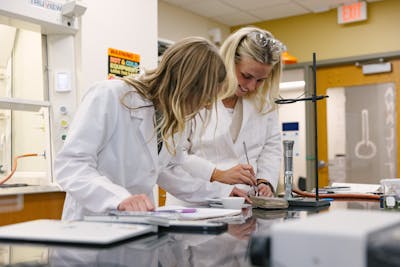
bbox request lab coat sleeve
[158,165,234,203]
[54,84,131,213]
[256,110,282,190]
[179,134,216,182]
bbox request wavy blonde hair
[123,37,226,153]
[220,26,282,113]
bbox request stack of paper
[84,206,242,227]
[331,182,381,194]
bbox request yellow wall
[233,0,400,62]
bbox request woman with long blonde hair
[55,37,227,220]
[167,26,283,205]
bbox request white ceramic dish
[221,197,245,209]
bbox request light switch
[55,72,71,92]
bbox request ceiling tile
[160,0,385,26]
[183,0,238,18]
[294,0,354,12]
[221,0,291,10]
[161,0,200,7]
[211,10,261,26]
[248,2,309,21]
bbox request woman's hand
[230,186,252,204]
[117,194,155,211]
[257,183,275,197]
[212,164,256,186]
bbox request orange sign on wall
[108,48,140,79]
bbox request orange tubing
[0,153,38,185]
[292,188,381,201]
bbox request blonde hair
[123,37,226,153]
[220,26,282,113]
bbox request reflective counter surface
[0,201,382,266]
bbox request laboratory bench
[0,200,395,267]
[0,184,65,226]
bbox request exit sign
[338,2,367,24]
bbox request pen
[104,211,171,226]
[243,141,250,165]
[243,141,258,196]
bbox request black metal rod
[312,52,319,201]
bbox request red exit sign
[338,2,367,24]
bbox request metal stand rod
[312,52,319,201]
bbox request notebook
[0,219,157,245]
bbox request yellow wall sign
[108,48,140,79]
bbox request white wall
[158,1,229,44]
[79,0,158,97]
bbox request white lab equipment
[269,210,400,267]
[283,140,294,200]
[381,178,400,209]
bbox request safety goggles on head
[247,31,284,54]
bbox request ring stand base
[287,198,331,207]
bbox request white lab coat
[167,97,282,204]
[55,79,231,220]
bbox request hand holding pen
[243,141,259,196]
[211,165,256,185]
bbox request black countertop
[0,200,383,267]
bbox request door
[317,59,400,186]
